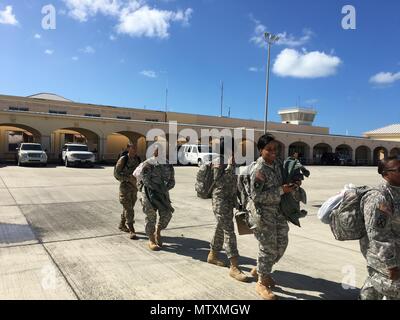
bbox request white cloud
[369,71,400,85]
[80,45,95,54]
[0,5,18,26]
[45,49,54,55]
[63,0,121,22]
[305,98,318,105]
[250,17,313,48]
[140,70,157,78]
[34,33,42,39]
[276,29,314,47]
[72,56,79,61]
[62,0,193,39]
[273,48,341,78]
[117,6,193,38]
[109,34,117,40]
[248,67,262,72]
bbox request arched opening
[289,142,310,164]
[390,148,400,159]
[51,128,99,161]
[355,146,371,166]
[0,124,42,163]
[105,131,146,162]
[373,147,388,165]
[335,144,353,165]
[313,143,332,164]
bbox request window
[146,119,159,122]
[192,146,198,153]
[117,116,131,120]
[9,106,29,112]
[84,113,101,117]
[49,110,67,115]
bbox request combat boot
[148,234,160,251]
[154,226,163,247]
[118,218,129,233]
[127,223,138,240]
[229,257,249,282]
[207,250,225,267]
[256,277,277,300]
[251,267,275,287]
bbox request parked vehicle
[16,143,48,166]
[177,144,219,166]
[62,144,95,167]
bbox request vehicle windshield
[198,145,212,153]
[67,145,89,152]
[21,144,42,151]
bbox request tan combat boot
[118,218,129,233]
[229,257,249,282]
[256,276,277,300]
[207,250,225,267]
[127,223,138,240]
[154,226,163,248]
[148,234,160,251]
[251,267,275,288]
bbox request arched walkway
[289,142,311,164]
[313,143,332,165]
[355,146,371,165]
[373,147,388,165]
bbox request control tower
[278,107,317,126]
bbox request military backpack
[329,186,376,241]
[195,163,214,199]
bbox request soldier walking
[248,134,297,300]
[359,156,400,300]
[207,138,249,282]
[140,146,175,251]
[114,142,142,240]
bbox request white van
[178,144,219,166]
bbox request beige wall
[1,94,399,165]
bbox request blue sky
[0,0,399,136]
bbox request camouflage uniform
[359,182,400,300]
[141,158,175,236]
[114,155,142,225]
[247,157,289,278]
[210,159,239,259]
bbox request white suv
[62,144,96,167]
[17,143,48,166]
[178,144,219,166]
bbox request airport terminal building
[0,93,399,165]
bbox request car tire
[65,157,70,167]
[198,159,203,167]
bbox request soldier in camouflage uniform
[247,134,297,300]
[114,143,142,240]
[207,141,249,282]
[141,147,175,251]
[359,156,400,300]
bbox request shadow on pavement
[161,235,257,267]
[271,270,360,300]
[0,223,37,244]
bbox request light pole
[263,32,279,133]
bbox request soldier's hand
[282,184,296,194]
[389,267,400,280]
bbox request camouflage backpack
[195,163,214,199]
[329,186,376,241]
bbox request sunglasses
[385,167,400,173]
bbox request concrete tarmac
[0,164,384,300]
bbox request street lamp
[263,32,279,133]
